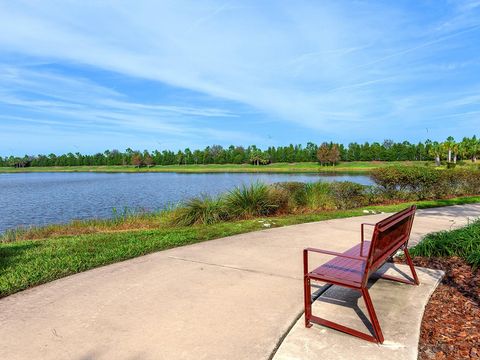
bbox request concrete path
[0,204,478,360]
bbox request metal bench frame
[303,205,419,343]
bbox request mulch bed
[411,257,480,359]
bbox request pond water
[0,172,373,233]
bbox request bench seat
[309,242,370,288]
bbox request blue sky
[0,0,479,155]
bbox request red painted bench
[303,205,419,343]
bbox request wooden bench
[303,205,419,343]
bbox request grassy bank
[1,195,480,298]
[0,161,457,174]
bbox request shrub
[225,182,278,218]
[400,166,441,200]
[273,182,308,207]
[171,195,228,226]
[267,187,291,213]
[370,167,402,197]
[370,166,480,200]
[363,185,388,205]
[329,181,368,209]
[454,168,480,195]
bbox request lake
[0,172,373,233]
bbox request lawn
[1,195,479,298]
[0,161,440,174]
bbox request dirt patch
[412,257,480,359]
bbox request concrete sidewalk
[0,204,478,360]
[273,264,444,360]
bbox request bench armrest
[303,247,366,275]
[304,247,366,260]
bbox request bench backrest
[364,205,416,281]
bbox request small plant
[273,182,308,207]
[171,195,228,226]
[329,181,368,209]
[1,228,26,243]
[267,187,291,213]
[304,182,336,210]
[225,182,278,218]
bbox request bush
[371,166,480,200]
[370,167,403,197]
[371,166,440,199]
[363,185,388,205]
[329,181,368,209]
[273,182,308,207]
[225,182,278,218]
[267,186,291,214]
[455,168,480,195]
[171,195,228,226]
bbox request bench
[303,205,419,343]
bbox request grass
[0,161,461,174]
[0,210,171,242]
[171,196,227,226]
[411,219,480,268]
[1,195,480,298]
[225,182,278,217]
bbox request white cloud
[0,0,479,150]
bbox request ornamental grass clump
[171,195,228,226]
[411,220,480,269]
[225,182,278,218]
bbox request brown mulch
[411,257,480,359]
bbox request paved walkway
[273,264,444,360]
[0,204,478,360]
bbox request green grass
[0,161,447,174]
[411,220,480,268]
[225,182,278,217]
[171,195,227,226]
[1,195,479,298]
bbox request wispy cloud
[0,0,479,153]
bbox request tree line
[2,136,479,168]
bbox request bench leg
[404,247,420,285]
[379,247,420,285]
[362,288,384,343]
[304,282,384,344]
[304,276,312,328]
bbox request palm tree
[452,142,459,164]
[443,136,455,163]
[468,136,479,162]
[426,140,442,166]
